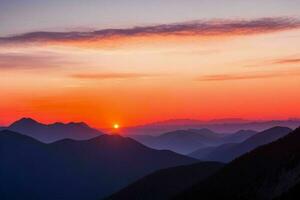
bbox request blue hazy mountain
[131,129,256,154]
[123,119,300,135]
[189,127,292,162]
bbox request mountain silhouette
[130,128,223,154]
[221,129,257,143]
[106,161,224,200]
[189,143,237,160]
[0,130,197,200]
[123,119,300,135]
[275,182,300,200]
[7,117,103,142]
[189,127,292,162]
[131,129,256,154]
[175,127,300,200]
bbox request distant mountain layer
[189,127,292,162]
[5,117,103,142]
[175,127,300,200]
[0,130,197,200]
[106,162,224,200]
[131,129,257,154]
[123,119,300,135]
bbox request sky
[1,0,300,128]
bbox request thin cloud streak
[1,17,300,46]
[0,52,71,69]
[243,56,300,68]
[273,58,300,65]
[71,73,159,80]
[197,70,300,81]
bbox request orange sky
[1,18,300,128]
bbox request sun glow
[113,123,120,129]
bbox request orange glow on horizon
[0,27,300,128]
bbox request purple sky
[1,0,300,36]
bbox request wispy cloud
[244,56,300,68]
[0,52,71,70]
[197,70,300,81]
[272,58,300,65]
[1,17,299,47]
[71,73,159,80]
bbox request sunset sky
[1,0,300,128]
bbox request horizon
[1,116,300,130]
[1,0,300,128]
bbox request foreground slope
[106,162,224,200]
[175,127,300,200]
[0,130,197,200]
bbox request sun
[113,123,120,129]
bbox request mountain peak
[10,117,40,127]
[7,117,103,142]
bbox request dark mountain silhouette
[175,127,300,200]
[131,129,256,155]
[106,162,224,200]
[7,117,103,142]
[122,119,300,135]
[0,130,197,200]
[189,127,292,162]
[275,182,300,200]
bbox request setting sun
[113,123,120,129]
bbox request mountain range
[1,117,103,142]
[175,127,300,200]
[123,118,300,135]
[0,130,197,200]
[189,126,292,162]
[130,129,257,154]
[107,127,300,200]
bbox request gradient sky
[1,0,300,128]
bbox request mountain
[106,162,224,200]
[122,119,300,136]
[131,129,256,155]
[130,128,223,154]
[221,129,257,143]
[175,127,300,200]
[189,143,237,160]
[276,182,300,200]
[7,117,103,142]
[189,127,292,162]
[0,130,197,200]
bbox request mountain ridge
[6,117,103,142]
[189,126,292,162]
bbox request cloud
[273,58,300,65]
[244,56,300,68]
[1,17,299,48]
[0,52,70,70]
[197,70,300,81]
[71,73,158,80]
